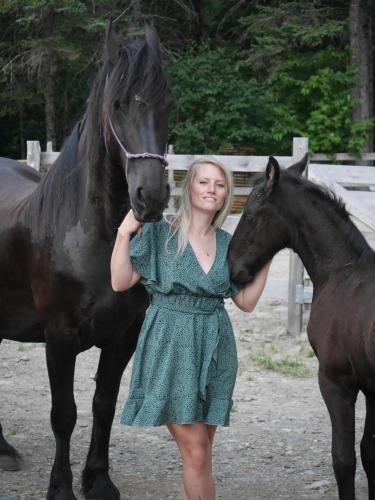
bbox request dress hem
[120,392,233,428]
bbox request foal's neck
[291,195,374,285]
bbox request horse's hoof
[0,453,21,471]
[46,488,78,500]
[83,474,120,499]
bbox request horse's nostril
[136,187,145,203]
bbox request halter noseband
[105,111,169,173]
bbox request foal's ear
[265,156,280,193]
[144,21,162,59]
[288,153,309,176]
[105,19,121,66]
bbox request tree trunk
[18,104,25,159]
[41,49,57,150]
[350,0,373,156]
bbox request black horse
[228,155,375,500]
[0,23,172,499]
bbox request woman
[111,158,270,500]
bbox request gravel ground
[0,224,372,500]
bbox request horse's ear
[288,153,309,176]
[265,156,280,193]
[144,21,162,60]
[105,19,121,66]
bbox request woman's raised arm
[231,261,271,313]
[110,210,141,292]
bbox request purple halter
[105,111,169,173]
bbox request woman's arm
[110,210,142,292]
[231,261,272,313]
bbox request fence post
[26,141,41,171]
[287,137,309,336]
[167,144,176,213]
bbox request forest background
[0,0,374,160]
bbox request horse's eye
[135,94,147,105]
[245,214,255,223]
[114,100,121,110]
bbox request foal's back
[308,265,375,393]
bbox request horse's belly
[0,297,44,342]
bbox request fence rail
[22,138,375,337]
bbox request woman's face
[190,163,228,215]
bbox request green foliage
[238,0,372,155]
[0,0,373,158]
[168,44,274,154]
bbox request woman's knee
[183,442,211,472]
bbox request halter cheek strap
[105,111,169,174]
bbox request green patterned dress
[121,217,239,427]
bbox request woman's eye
[199,181,207,184]
[216,183,225,188]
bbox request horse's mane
[25,31,170,238]
[25,125,82,235]
[80,35,170,167]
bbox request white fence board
[310,163,375,187]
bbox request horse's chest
[308,277,375,386]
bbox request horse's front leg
[319,369,358,500]
[360,395,375,499]
[82,319,140,499]
[46,328,79,500]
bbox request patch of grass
[10,428,17,436]
[299,343,316,359]
[17,344,25,352]
[251,353,311,378]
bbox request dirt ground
[0,225,371,499]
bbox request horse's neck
[88,153,130,230]
[290,199,374,285]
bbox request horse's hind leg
[360,395,375,499]
[82,321,140,499]
[0,339,21,471]
[319,370,358,500]
[46,330,78,500]
[0,421,21,471]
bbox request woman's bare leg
[167,422,217,500]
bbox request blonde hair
[168,157,233,254]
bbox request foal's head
[228,155,308,284]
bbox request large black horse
[228,155,375,500]
[0,23,172,499]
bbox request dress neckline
[188,229,219,276]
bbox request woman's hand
[118,209,142,237]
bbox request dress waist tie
[150,293,225,401]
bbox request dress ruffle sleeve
[129,222,159,288]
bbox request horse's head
[102,22,173,222]
[228,154,309,284]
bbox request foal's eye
[244,214,255,223]
[114,100,121,110]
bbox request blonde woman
[111,158,270,499]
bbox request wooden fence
[24,138,375,336]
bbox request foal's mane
[286,172,374,264]
[26,30,170,237]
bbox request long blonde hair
[168,157,233,254]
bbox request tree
[350,0,373,154]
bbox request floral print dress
[121,218,239,427]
